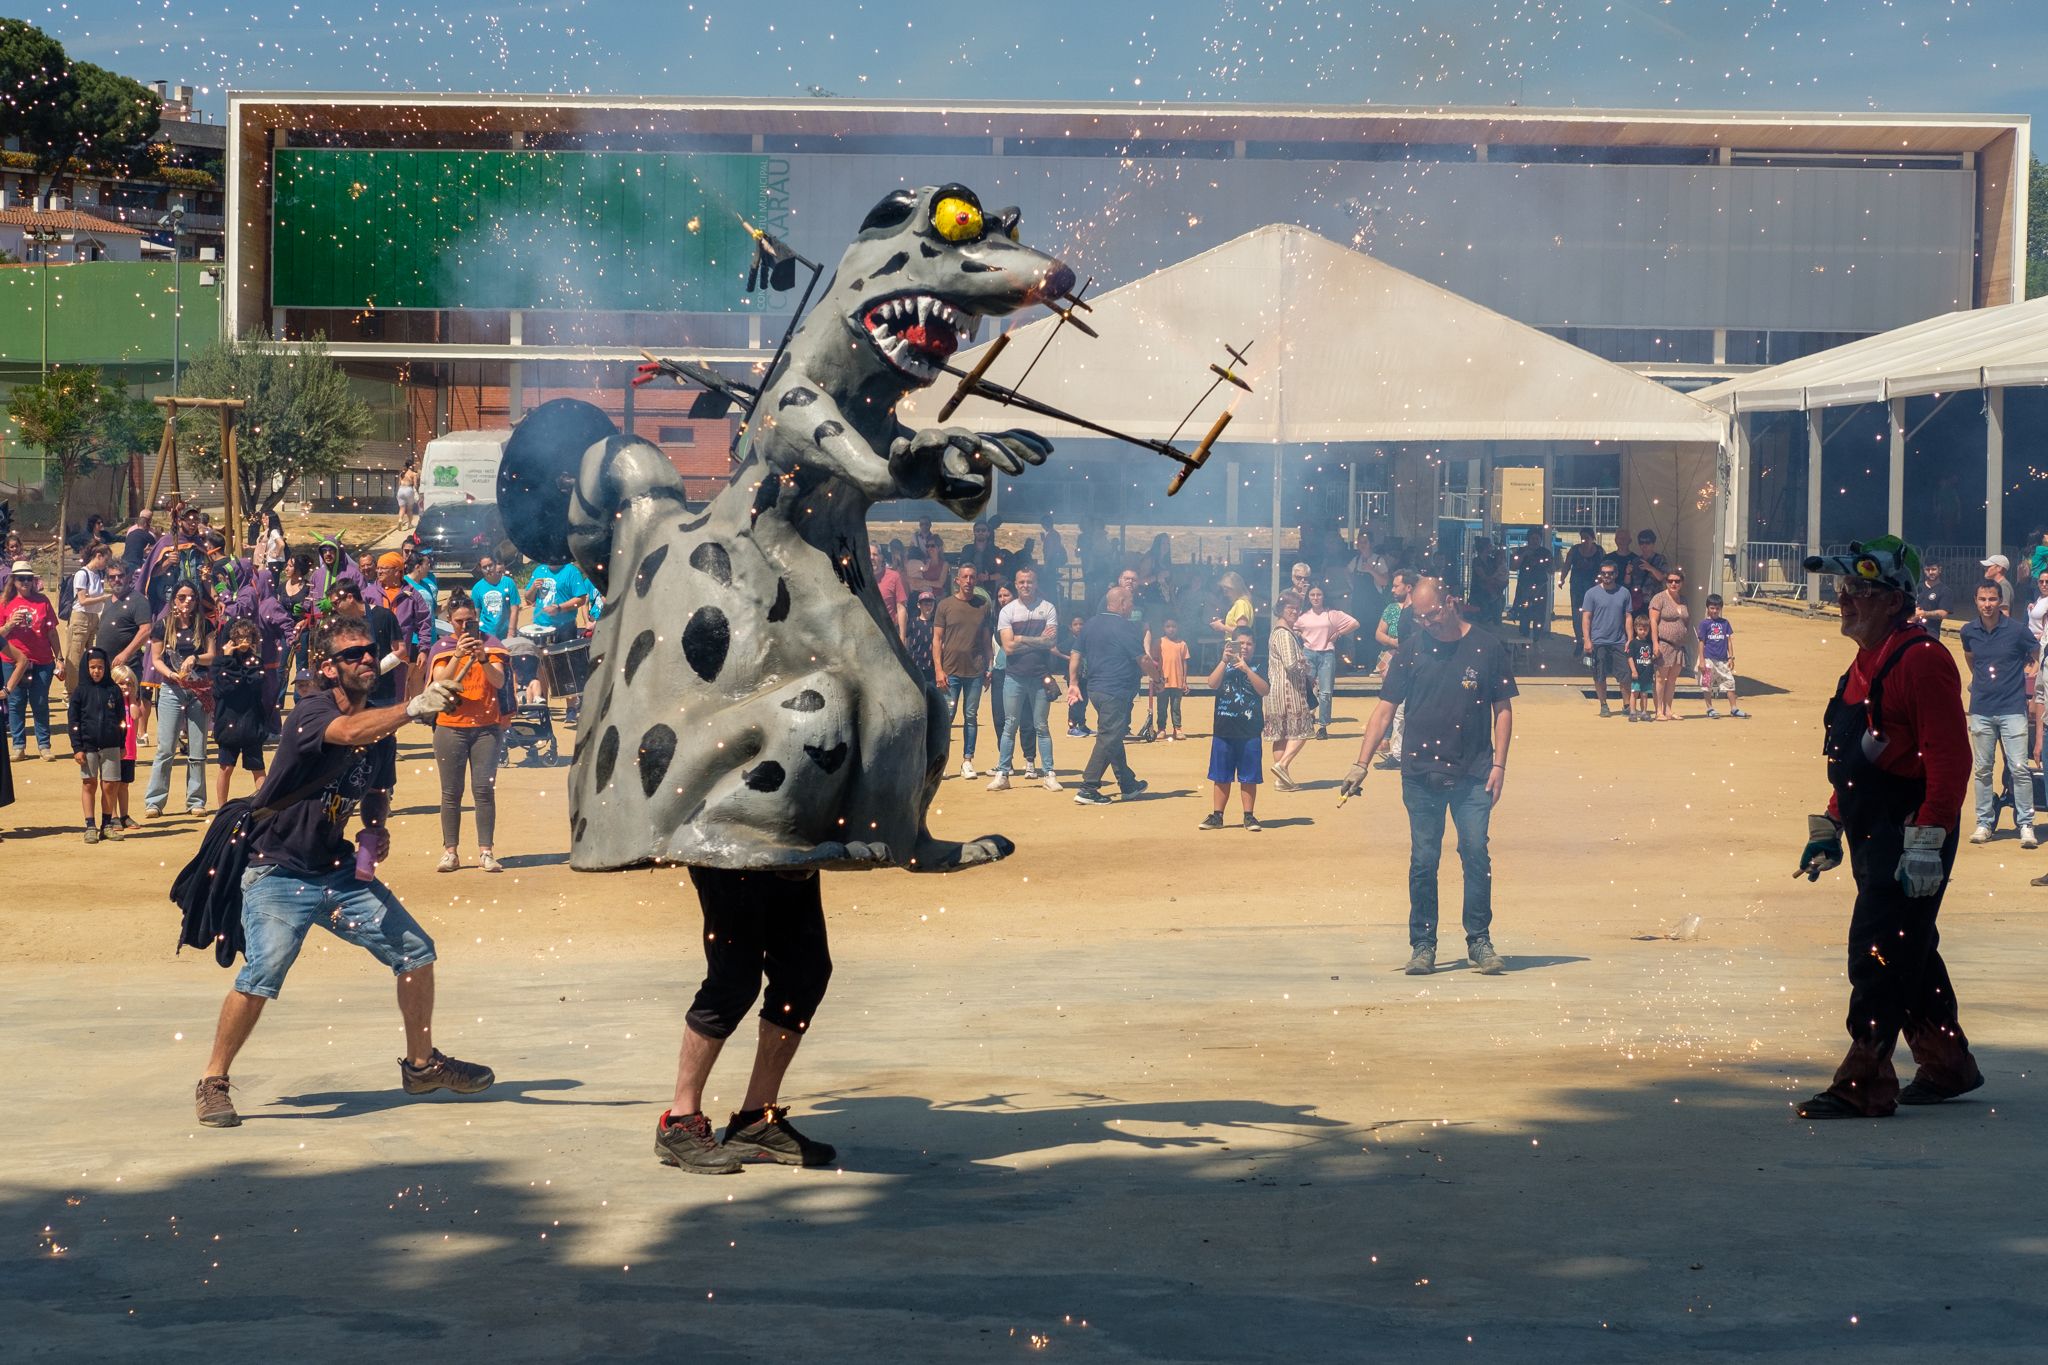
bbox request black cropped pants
[684,867,833,1041]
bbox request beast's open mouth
[859,293,968,384]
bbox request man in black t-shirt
[1340,580,1518,976]
[1069,586,1154,805]
[327,580,405,786]
[190,617,491,1129]
[1915,562,1953,637]
[94,563,152,670]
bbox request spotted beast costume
[501,184,1073,1043]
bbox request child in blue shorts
[1199,627,1271,831]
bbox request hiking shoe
[1970,826,1993,845]
[1243,813,1263,832]
[1598,704,1611,719]
[1121,779,1149,801]
[84,824,100,845]
[2024,827,2040,850]
[436,849,460,873]
[722,1104,838,1167]
[1404,946,1436,976]
[477,852,503,874]
[1198,811,1225,831]
[1073,789,1112,807]
[101,821,124,842]
[1041,772,1063,792]
[960,759,977,779]
[1470,940,1506,975]
[1899,1069,1985,1106]
[655,1110,743,1174]
[399,1049,495,1096]
[194,1075,240,1128]
[986,772,1012,792]
[1271,766,1297,791]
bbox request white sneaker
[1023,767,1041,780]
[1970,826,1993,844]
[2024,827,2039,850]
[1041,772,1063,792]
[961,760,977,779]
[986,773,1011,791]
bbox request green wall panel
[271,149,773,312]
[0,261,218,367]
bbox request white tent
[901,223,1729,603]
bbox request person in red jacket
[1796,538,1982,1119]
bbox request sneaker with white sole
[2024,827,2040,850]
[986,772,1012,792]
[1073,789,1111,806]
[1041,772,1063,792]
[1971,826,1993,844]
[961,760,977,779]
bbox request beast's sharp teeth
[916,297,933,326]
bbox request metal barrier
[1740,540,1810,599]
[1351,489,1389,526]
[1551,489,1620,532]
[1441,489,1487,520]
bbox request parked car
[412,501,521,589]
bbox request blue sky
[30,0,2048,133]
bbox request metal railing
[1740,540,1810,598]
[1352,489,1389,526]
[1441,489,1487,520]
[1551,488,1620,532]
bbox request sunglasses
[328,644,376,665]
[1835,579,1892,599]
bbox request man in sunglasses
[192,618,490,1129]
[1794,538,1980,1120]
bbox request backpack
[170,746,358,967]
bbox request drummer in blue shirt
[524,559,592,645]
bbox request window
[657,425,697,446]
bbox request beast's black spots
[594,726,621,789]
[742,761,787,793]
[920,241,941,258]
[638,725,677,798]
[804,741,849,774]
[750,473,780,524]
[682,606,731,681]
[782,689,826,713]
[634,544,669,597]
[812,420,845,444]
[677,509,712,533]
[960,258,997,274]
[778,386,820,409]
[688,542,733,587]
[831,534,867,594]
[859,188,917,234]
[573,816,588,843]
[768,578,791,622]
[623,630,657,685]
[873,250,909,277]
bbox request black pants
[1155,688,1183,730]
[1829,823,1975,1114]
[1080,689,1139,793]
[685,867,833,1040]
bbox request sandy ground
[4,603,2046,1362]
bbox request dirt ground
[5,602,2045,1362]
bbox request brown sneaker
[194,1075,240,1128]
[721,1104,838,1167]
[399,1048,495,1096]
[655,1110,743,1174]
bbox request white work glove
[405,679,458,719]
[1896,825,1946,898]
[1797,814,1842,881]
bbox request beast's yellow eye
[932,196,983,242]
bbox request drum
[540,637,590,697]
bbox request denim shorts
[233,863,438,999]
[1207,734,1263,785]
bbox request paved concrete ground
[5,604,2045,1361]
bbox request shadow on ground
[6,1054,2042,1364]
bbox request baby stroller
[500,636,563,766]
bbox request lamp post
[23,224,61,377]
[157,205,186,396]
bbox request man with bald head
[1340,579,1518,975]
[1069,584,1154,806]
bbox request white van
[418,430,512,508]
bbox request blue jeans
[1307,647,1337,728]
[1969,712,2033,830]
[997,673,1053,775]
[146,683,208,811]
[233,863,438,999]
[944,673,984,762]
[6,660,54,751]
[1401,772,1495,951]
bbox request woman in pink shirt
[1296,585,1361,740]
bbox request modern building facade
[223,94,2028,524]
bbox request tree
[5,366,157,546]
[0,19,77,167]
[2030,157,2048,300]
[176,332,374,519]
[65,62,160,175]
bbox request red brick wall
[406,383,740,498]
